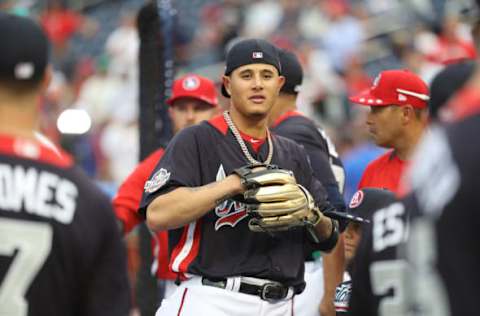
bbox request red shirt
[358,150,407,194]
[112,148,176,280]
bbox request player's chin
[245,105,270,118]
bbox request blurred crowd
[0,0,476,199]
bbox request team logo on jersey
[349,190,364,209]
[214,164,248,230]
[252,52,263,59]
[144,168,171,193]
[182,76,200,91]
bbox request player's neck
[394,124,426,160]
[228,107,268,139]
[268,94,297,126]
[0,93,39,139]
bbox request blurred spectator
[105,10,139,79]
[40,0,98,65]
[75,55,122,127]
[416,15,476,64]
[318,0,365,72]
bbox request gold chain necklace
[223,111,273,165]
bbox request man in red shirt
[112,74,219,301]
[349,69,429,193]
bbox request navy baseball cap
[221,38,282,98]
[278,49,303,95]
[0,13,49,83]
[429,60,476,119]
[346,188,397,223]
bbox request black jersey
[399,117,480,316]
[0,134,130,316]
[140,115,331,288]
[271,111,346,216]
[348,199,409,316]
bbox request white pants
[164,280,178,299]
[294,259,324,316]
[156,277,294,316]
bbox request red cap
[167,74,218,107]
[349,69,429,109]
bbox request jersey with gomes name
[348,199,409,316]
[139,115,331,288]
[271,110,346,222]
[0,134,130,316]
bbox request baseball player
[113,74,219,299]
[397,60,479,316]
[349,70,430,193]
[348,61,476,316]
[0,13,130,316]
[140,38,339,316]
[269,49,346,316]
[333,188,396,315]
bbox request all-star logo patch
[182,76,200,91]
[252,51,263,59]
[349,190,364,209]
[144,168,171,193]
[398,94,407,102]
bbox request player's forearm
[146,175,244,231]
[322,237,345,295]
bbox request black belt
[201,277,293,301]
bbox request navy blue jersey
[271,111,346,219]
[399,117,480,316]
[348,200,409,316]
[140,115,331,288]
[0,134,130,316]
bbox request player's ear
[40,65,53,93]
[222,75,231,96]
[401,104,414,124]
[277,75,285,91]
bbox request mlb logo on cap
[252,52,263,59]
[166,74,218,107]
[182,76,200,91]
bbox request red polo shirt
[358,150,408,194]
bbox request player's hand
[232,164,323,233]
[319,296,336,316]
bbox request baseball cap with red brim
[349,69,430,109]
[167,74,218,107]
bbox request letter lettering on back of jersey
[0,164,14,210]
[54,179,78,224]
[35,171,59,218]
[373,203,406,252]
[13,166,38,213]
[0,163,78,224]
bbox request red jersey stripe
[178,219,202,272]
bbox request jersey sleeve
[82,195,131,316]
[139,126,203,215]
[112,149,164,234]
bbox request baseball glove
[232,164,323,233]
